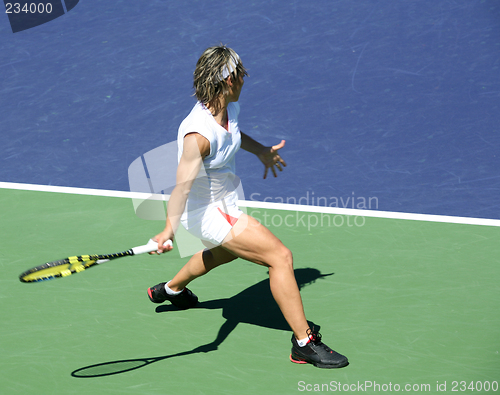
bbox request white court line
[1,181,499,227]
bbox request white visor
[220,52,241,81]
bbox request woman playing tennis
[148,45,348,369]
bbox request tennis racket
[19,239,172,283]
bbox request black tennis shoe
[147,282,198,310]
[290,327,348,368]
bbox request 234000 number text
[5,3,53,14]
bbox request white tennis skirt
[180,192,244,246]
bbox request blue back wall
[1,0,499,219]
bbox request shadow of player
[71,268,333,378]
[156,267,334,350]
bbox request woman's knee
[270,244,293,270]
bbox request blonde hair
[193,45,248,115]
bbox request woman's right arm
[153,133,210,253]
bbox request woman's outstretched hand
[258,139,287,179]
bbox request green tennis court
[1,187,498,394]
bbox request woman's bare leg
[220,214,310,340]
[167,245,237,291]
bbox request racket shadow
[71,343,217,378]
[71,268,333,378]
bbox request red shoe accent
[290,354,308,364]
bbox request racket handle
[131,239,172,255]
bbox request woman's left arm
[240,132,287,179]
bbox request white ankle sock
[297,336,311,347]
[164,281,183,296]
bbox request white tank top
[177,101,242,211]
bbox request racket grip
[132,239,173,255]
